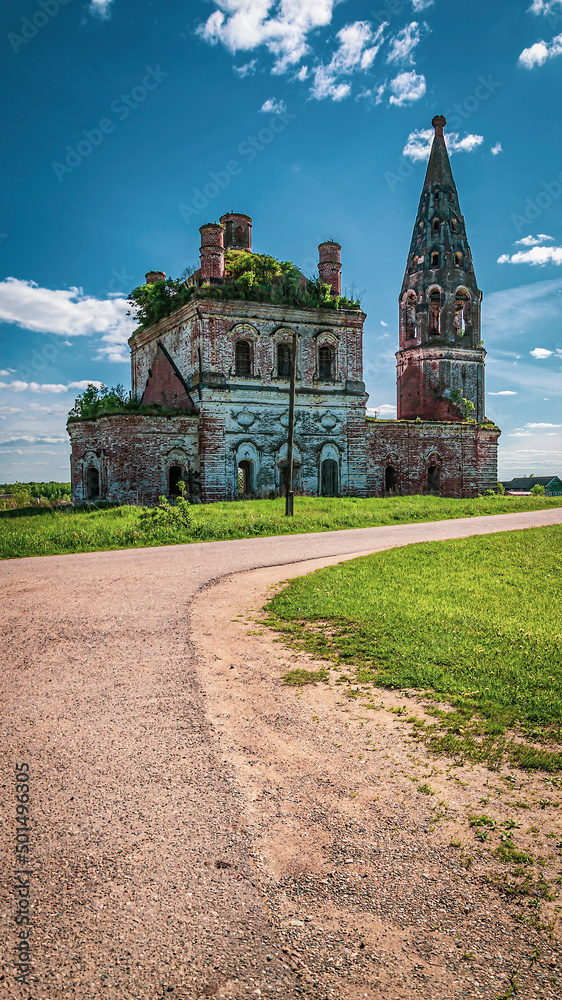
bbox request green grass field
[1,494,561,560]
[265,526,562,772]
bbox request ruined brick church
[68,116,500,504]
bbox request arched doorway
[169,465,183,497]
[86,466,99,500]
[320,459,339,497]
[238,460,253,495]
[428,465,440,493]
[385,465,397,495]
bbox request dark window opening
[454,293,469,336]
[431,251,439,268]
[238,459,253,495]
[385,466,397,495]
[428,465,440,493]
[277,343,291,377]
[405,293,416,339]
[319,345,334,380]
[86,466,99,501]
[169,465,183,497]
[432,217,440,237]
[235,339,252,376]
[429,290,441,335]
[455,251,463,267]
[451,217,459,233]
[321,459,339,497]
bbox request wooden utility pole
[285,332,298,516]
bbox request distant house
[501,476,562,496]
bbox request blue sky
[1,0,562,483]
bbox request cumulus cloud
[498,245,562,265]
[0,380,104,394]
[491,142,502,155]
[0,278,135,363]
[526,421,562,427]
[0,435,68,447]
[388,70,426,106]
[403,128,483,161]
[260,97,286,113]
[0,368,16,376]
[386,22,425,65]
[530,347,553,357]
[310,21,386,101]
[234,59,257,76]
[367,403,397,418]
[412,0,434,9]
[89,0,113,19]
[488,390,517,395]
[519,32,562,67]
[198,0,337,74]
[515,234,554,246]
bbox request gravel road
[1,508,561,1000]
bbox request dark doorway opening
[235,340,252,375]
[428,465,440,493]
[169,465,183,497]
[385,465,397,495]
[321,459,339,497]
[86,466,99,501]
[238,460,252,495]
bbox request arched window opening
[320,459,339,497]
[428,465,440,493]
[454,292,469,336]
[237,224,244,243]
[235,339,252,376]
[405,292,416,339]
[462,364,467,384]
[455,251,463,267]
[431,251,439,268]
[432,217,440,237]
[86,466,99,501]
[385,466,397,495]
[429,290,441,336]
[319,345,334,380]
[238,460,253,495]
[169,465,183,497]
[277,343,291,378]
[451,217,459,233]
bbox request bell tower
[396,115,486,422]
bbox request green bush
[530,484,545,496]
[137,481,193,536]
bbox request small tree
[496,481,505,495]
[530,483,545,496]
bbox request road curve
[1,507,561,1000]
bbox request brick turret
[318,241,341,296]
[199,223,225,282]
[145,270,166,284]
[220,213,252,252]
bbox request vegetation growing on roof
[67,383,184,422]
[128,249,362,330]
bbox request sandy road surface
[1,508,561,1000]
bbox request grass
[265,526,562,771]
[1,493,561,560]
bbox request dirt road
[1,508,561,1000]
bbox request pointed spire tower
[396,115,486,422]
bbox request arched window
[454,292,469,336]
[429,290,441,335]
[385,466,397,495]
[428,465,440,493]
[431,251,439,268]
[86,467,99,501]
[320,459,339,497]
[235,339,252,375]
[432,217,440,237]
[277,343,291,378]
[451,217,459,233]
[405,292,416,339]
[169,465,183,497]
[319,345,334,380]
[238,459,253,495]
[455,251,463,267]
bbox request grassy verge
[0,494,561,560]
[265,526,562,772]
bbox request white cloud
[198,0,337,74]
[526,421,562,427]
[488,390,517,395]
[498,245,562,265]
[380,320,388,326]
[530,347,554,358]
[515,234,554,246]
[89,0,113,19]
[293,65,308,81]
[0,380,104,394]
[309,21,386,102]
[403,128,483,161]
[260,97,286,113]
[509,431,533,437]
[386,22,424,65]
[0,436,67,447]
[234,59,257,76]
[0,368,16,376]
[412,0,434,9]
[491,142,502,156]
[0,278,135,362]
[367,403,397,418]
[519,32,562,68]
[388,70,426,106]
